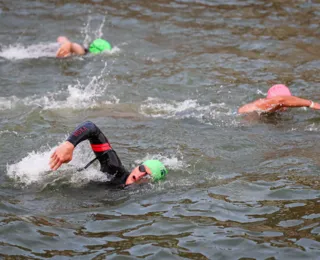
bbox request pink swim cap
[267,84,292,99]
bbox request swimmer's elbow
[82,120,95,128]
[238,106,247,114]
[71,43,85,55]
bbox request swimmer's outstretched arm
[238,96,320,114]
[56,36,85,58]
[49,121,115,171]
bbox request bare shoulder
[71,43,86,55]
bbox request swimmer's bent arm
[238,96,320,114]
[56,37,85,58]
[49,121,111,170]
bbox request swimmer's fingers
[52,160,62,171]
[56,51,67,58]
[49,141,74,170]
[56,49,63,58]
[49,152,60,170]
[56,48,70,58]
[51,155,64,171]
[312,102,320,110]
[49,150,65,170]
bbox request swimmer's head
[57,36,69,44]
[125,160,168,185]
[88,39,112,53]
[267,84,292,99]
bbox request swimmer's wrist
[309,101,315,108]
[64,140,75,148]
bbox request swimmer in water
[49,121,168,187]
[238,84,320,114]
[56,36,112,58]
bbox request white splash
[6,142,109,186]
[140,98,234,125]
[305,123,319,132]
[256,89,267,96]
[135,153,187,171]
[82,16,94,47]
[105,46,120,55]
[81,14,121,55]
[43,75,108,110]
[0,96,19,110]
[96,16,106,39]
[0,130,19,136]
[0,43,58,60]
[0,62,119,111]
[6,149,53,185]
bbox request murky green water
[0,0,319,259]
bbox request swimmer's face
[125,165,152,185]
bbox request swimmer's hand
[56,42,72,58]
[309,101,320,110]
[49,141,74,170]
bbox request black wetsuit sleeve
[67,120,109,148]
[66,121,129,184]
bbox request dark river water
[0,0,320,259]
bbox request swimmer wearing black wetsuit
[49,121,168,187]
[66,121,130,185]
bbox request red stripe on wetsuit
[91,143,112,152]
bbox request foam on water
[135,153,187,171]
[0,96,19,110]
[6,148,54,185]
[305,123,319,132]
[0,62,119,111]
[0,43,58,60]
[140,97,236,125]
[0,130,19,136]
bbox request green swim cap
[143,160,168,181]
[88,39,112,53]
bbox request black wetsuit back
[66,121,129,185]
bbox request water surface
[0,0,320,259]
